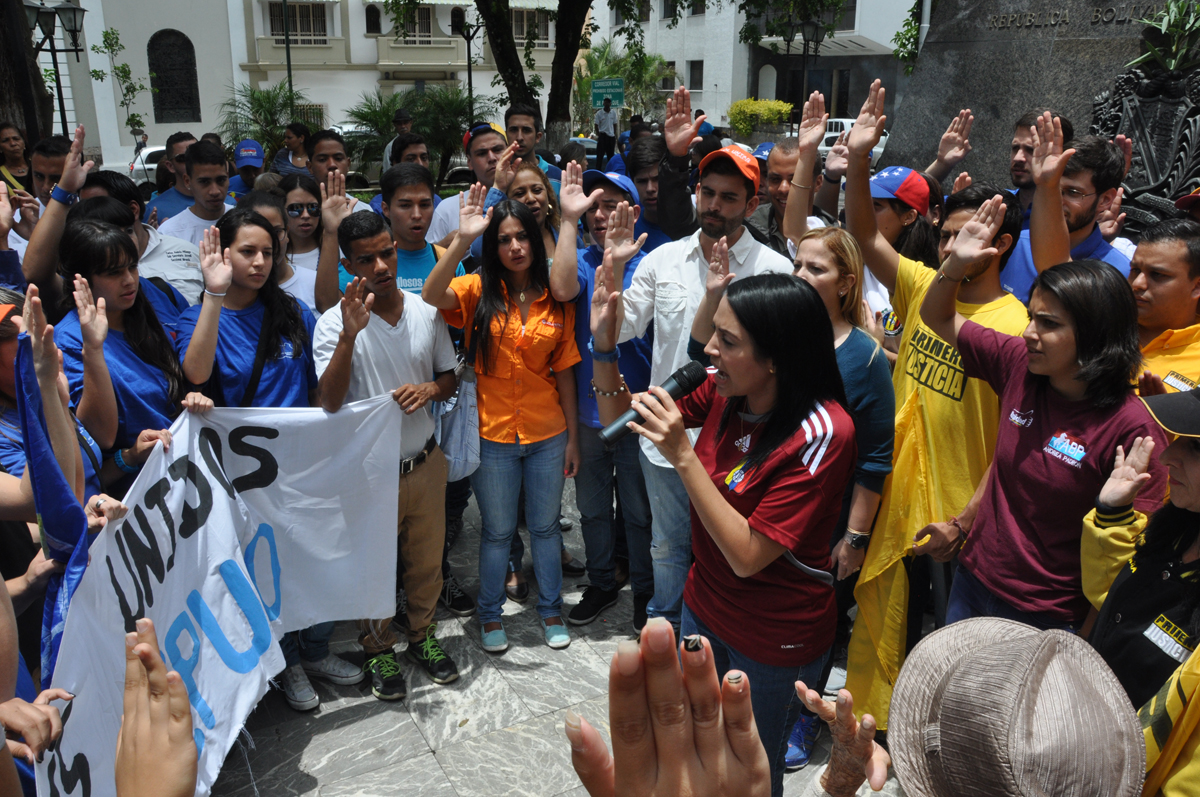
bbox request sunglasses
[286,202,320,217]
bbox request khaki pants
[358,445,447,656]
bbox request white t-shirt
[594,108,617,137]
[280,266,318,323]
[7,199,46,261]
[157,203,235,248]
[312,294,457,459]
[288,248,321,271]
[425,192,461,245]
[139,226,203,305]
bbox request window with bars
[268,2,328,45]
[294,103,326,129]
[365,4,382,34]
[662,0,677,18]
[402,7,432,43]
[512,9,550,47]
[689,0,704,15]
[638,0,651,21]
[688,60,703,90]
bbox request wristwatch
[845,531,872,550]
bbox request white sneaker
[302,653,366,686]
[281,663,319,711]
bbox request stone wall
[880,0,1150,189]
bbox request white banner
[37,396,402,797]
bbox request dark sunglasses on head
[286,202,321,217]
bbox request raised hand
[796,682,890,797]
[605,201,647,266]
[493,141,522,195]
[937,109,974,168]
[457,182,493,241]
[705,236,733,299]
[1098,187,1126,241]
[58,125,95,194]
[1030,111,1075,187]
[340,277,375,338]
[319,170,352,232]
[1114,134,1133,177]
[796,91,828,154]
[952,171,973,194]
[115,618,197,797]
[823,131,850,180]
[1139,370,1167,397]
[945,194,1003,276]
[663,85,706,158]
[146,206,158,229]
[1099,436,1155,507]
[73,275,108,350]
[10,190,39,241]
[198,226,232,296]
[846,80,886,159]
[23,284,58,386]
[590,248,622,352]
[560,161,602,223]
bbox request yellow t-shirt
[1141,322,1200,393]
[847,256,1030,730]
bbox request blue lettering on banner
[244,523,282,620]
[186,560,274,674]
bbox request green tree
[572,38,675,130]
[89,28,154,141]
[341,89,414,170]
[216,82,313,165]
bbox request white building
[589,0,909,129]
[56,0,558,166]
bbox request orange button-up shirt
[442,275,581,443]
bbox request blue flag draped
[14,333,89,686]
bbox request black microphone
[599,361,709,447]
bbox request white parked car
[818,119,888,168]
[99,145,166,201]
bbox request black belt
[400,435,438,475]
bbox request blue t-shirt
[0,407,102,501]
[55,304,177,453]
[143,186,194,224]
[175,297,318,408]
[574,246,653,428]
[1001,224,1131,304]
[391,243,466,292]
[227,174,251,199]
[834,327,895,495]
[0,250,25,292]
[606,152,627,176]
[635,217,672,254]
[140,275,188,335]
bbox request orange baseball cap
[698,145,760,195]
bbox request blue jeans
[575,426,654,594]
[683,604,828,797]
[473,432,567,624]
[279,622,335,667]
[946,566,1077,632]
[640,451,692,627]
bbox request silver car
[99,145,165,201]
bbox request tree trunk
[475,0,535,109]
[0,0,52,142]
[544,0,592,150]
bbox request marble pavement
[211,480,905,797]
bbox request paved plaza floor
[212,480,905,797]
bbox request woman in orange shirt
[424,184,582,653]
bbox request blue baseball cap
[582,170,639,206]
[752,142,775,162]
[233,140,264,169]
[869,165,930,216]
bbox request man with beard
[609,145,791,631]
[1008,108,1073,219]
[1005,117,1127,304]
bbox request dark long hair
[890,200,940,269]
[216,209,308,360]
[720,274,848,472]
[1029,259,1141,409]
[1136,501,1200,638]
[473,200,552,374]
[59,220,184,408]
[278,172,323,250]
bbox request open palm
[458,183,492,239]
[198,226,233,294]
[1099,437,1155,507]
[605,202,647,265]
[797,91,828,153]
[949,195,1003,268]
[73,275,108,349]
[1030,112,1075,186]
[846,80,886,158]
[560,162,600,222]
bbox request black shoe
[407,623,459,684]
[363,651,406,701]
[505,569,530,602]
[562,555,586,577]
[633,592,651,633]
[440,574,477,616]
[445,514,464,549]
[569,585,620,625]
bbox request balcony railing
[377,36,468,67]
[254,36,346,65]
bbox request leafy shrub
[728,99,793,138]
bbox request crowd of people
[3,70,1200,797]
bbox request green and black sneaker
[407,622,459,684]
[363,650,406,701]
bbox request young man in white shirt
[611,146,792,630]
[314,210,460,700]
[7,134,70,258]
[425,123,508,247]
[157,141,233,248]
[81,170,204,304]
[594,97,618,171]
[142,131,198,224]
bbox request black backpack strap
[74,423,100,475]
[239,319,274,408]
[147,277,184,311]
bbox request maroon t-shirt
[956,321,1169,625]
[678,376,856,667]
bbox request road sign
[592,78,625,109]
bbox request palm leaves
[1127,0,1200,73]
[216,82,314,163]
[572,38,677,131]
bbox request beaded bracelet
[114,448,140,474]
[591,378,628,398]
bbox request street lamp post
[797,19,826,119]
[461,21,482,122]
[24,0,88,136]
[781,19,798,134]
[282,0,295,116]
